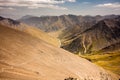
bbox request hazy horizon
[0,0,120,19]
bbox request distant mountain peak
[0,16,5,20]
[0,16,20,25]
[20,15,37,19]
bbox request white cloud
[0,0,76,10]
[96,3,120,8]
[28,4,68,10]
[0,7,15,10]
[67,0,76,2]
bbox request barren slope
[0,16,60,47]
[0,24,119,80]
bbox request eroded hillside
[60,16,120,54]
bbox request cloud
[0,7,15,10]
[67,0,76,2]
[96,2,120,8]
[28,4,68,10]
[0,0,76,10]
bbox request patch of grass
[79,52,120,75]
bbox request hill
[0,16,60,47]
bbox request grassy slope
[79,51,120,75]
[23,26,60,47]
[48,29,63,38]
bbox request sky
[0,0,120,19]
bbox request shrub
[64,77,78,80]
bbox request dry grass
[24,26,60,47]
[79,52,120,75]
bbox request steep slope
[0,24,119,80]
[60,16,120,54]
[0,16,60,47]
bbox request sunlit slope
[80,52,120,75]
[23,25,60,47]
[0,16,60,47]
[0,25,119,80]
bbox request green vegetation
[79,51,120,75]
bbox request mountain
[18,15,100,32]
[19,14,119,32]
[19,15,120,75]
[0,16,60,47]
[59,16,120,75]
[60,16,120,54]
[0,23,119,80]
[20,15,36,20]
[1,15,120,76]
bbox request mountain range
[1,16,120,80]
[19,15,120,54]
[18,15,120,75]
[19,14,119,32]
[0,15,120,79]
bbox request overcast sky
[0,0,120,19]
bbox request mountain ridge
[19,14,119,32]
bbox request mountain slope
[0,16,60,47]
[60,16,120,54]
[59,16,120,75]
[0,24,119,80]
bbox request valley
[0,15,120,80]
[0,0,120,80]
[19,15,120,76]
